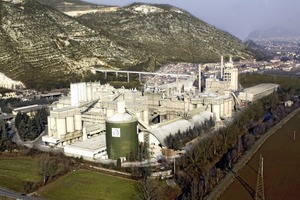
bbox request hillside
[0,0,253,90]
[0,0,138,90]
[77,3,252,68]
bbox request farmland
[38,169,138,200]
[0,157,41,192]
[220,111,300,200]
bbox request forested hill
[0,0,253,90]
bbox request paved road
[0,187,43,200]
[205,107,300,200]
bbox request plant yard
[220,111,300,200]
[38,169,138,200]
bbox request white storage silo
[229,99,233,116]
[224,100,229,117]
[50,117,56,131]
[47,116,52,136]
[220,101,224,118]
[74,114,82,131]
[66,116,75,133]
[56,118,66,137]
[212,104,221,121]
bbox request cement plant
[39,56,278,164]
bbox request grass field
[38,169,138,200]
[220,111,300,200]
[0,157,41,192]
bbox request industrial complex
[41,56,279,162]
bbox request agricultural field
[220,111,300,200]
[38,169,138,200]
[0,157,41,192]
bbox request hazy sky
[84,0,300,40]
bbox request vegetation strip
[207,106,300,199]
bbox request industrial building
[238,83,279,102]
[41,55,276,162]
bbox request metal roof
[65,134,106,152]
[150,111,213,146]
[243,83,279,95]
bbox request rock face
[0,0,252,90]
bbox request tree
[0,120,7,139]
[36,107,48,130]
[135,178,160,200]
[38,154,58,184]
[18,120,29,141]
[28,118,39,140]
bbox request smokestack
[229,55,233,63]
[198,64,201,93]
[221,55,224,79]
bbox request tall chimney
[198,64,201,93]
[229,55,233,63]
[221,55,224,79]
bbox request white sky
[84,0,300,40]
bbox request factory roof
[150,111,213,146]
[243,83,279,95]
[65,134,106,152]
[13,104,46,113]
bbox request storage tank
[56,118,66,137]
[212,104,221,121]
[47,116,52,136]
[220,102,224,118]
[66,116,75,133]
[74,114,82,131]
[50,117,56,131]
[224,100,229,117]
[106,101,138,160]
[229,99,233,116]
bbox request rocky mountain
[77,3,253,67]
[0,0,253,90]
[0,0,138,90]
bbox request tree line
[14,108,48,141]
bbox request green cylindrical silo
[106,102,138,160]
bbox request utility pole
[255,154,265,200]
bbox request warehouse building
[238,83,279,102]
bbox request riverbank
[205,106,300,199]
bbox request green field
[38,169,138,200]
[221,111,300,200]
[0,157,41,191]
